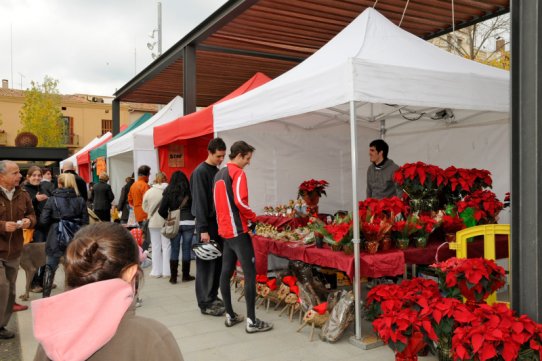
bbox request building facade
[0,80,157,153]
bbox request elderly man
[61,160,88,201]
[0,160,36,339]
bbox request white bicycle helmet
[192,240,222,261]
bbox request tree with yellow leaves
[19,76,64,147]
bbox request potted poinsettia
[452,303,540,361]
[425,296,476,361]
[297,179,329,215]
[392,215,421,249]
[311,214,353,253]
[431,257,506,304]
[441,214,466,243]
[456,189,504,225]
[393,162,445,213]
[368,278,439,361]
[413,215,439,248]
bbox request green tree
[19,76,64,147]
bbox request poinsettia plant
[426,296,476,349]
[361,217,393,243]
[457,190,504,224]
[358,196,407,222]
[298,179,329,198]
[393,162,446,198]
[415,214,440,240]
[443,167,493,196]
[392,215,421,240]
[431,257,506,303]
[310,214,353,247]
[441,214,466,234]
[452,303,540,361]
[368,278,439,354]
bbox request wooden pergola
[113,0,509,119]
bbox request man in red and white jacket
[213,141,273,333]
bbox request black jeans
[219,232,256,322]
[195,221,222,310]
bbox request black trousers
[94,209,111,222]
[195,220,223,310]
[219,232,256,322]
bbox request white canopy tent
[213,8,510,340]
[106,96,183,202]
[59,132,112,172]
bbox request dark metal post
[183,44,197,115]
[112,99,120,135]
[511,1,542,322]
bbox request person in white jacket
[142,172,169,278]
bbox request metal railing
[63,133,79,146]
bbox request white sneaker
[246,318,273,333]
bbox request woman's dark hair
[64,223,140,289]
[229,140,255,160]
[162,171,190,202]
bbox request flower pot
[395,331,425,361]
[415,236,428,248]
[381,235,392,251]
[302,192,320,215]
[366,240,379,254]
[396,237,410,250]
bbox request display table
[252,235,405,279]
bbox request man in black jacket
[190,138,226,316]
[117,174,134,224]
[61,161,88,201]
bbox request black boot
[182,261,195,281]
[42,265,56,298]
[169,260,178,284]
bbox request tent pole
[349,100,362,340]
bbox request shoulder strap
[53,197,63,219]
[179,196,189,210]
[150,200,161,217]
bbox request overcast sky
[0,0,227,96]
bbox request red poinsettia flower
[441,214,466,234]
[452,303,539,361]
[457,190,504,223]
[298,179,329,197]
[431,257,506,303]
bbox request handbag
[54,198,82,252]
[161,196,188,239]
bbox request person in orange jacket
[128,165,151,225]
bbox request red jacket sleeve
[232,170,256,221]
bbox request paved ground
[6,264,437,361]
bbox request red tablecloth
[252,235,405,280]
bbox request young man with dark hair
[366,139,402,288]
[190,138,227,316]
[367,139,401,199]
[214,141,273,333]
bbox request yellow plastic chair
[448,224,510,305]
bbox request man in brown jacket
[0,160,36,339]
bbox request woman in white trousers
[142,172,170,278]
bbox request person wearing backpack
[39,173,89,297]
